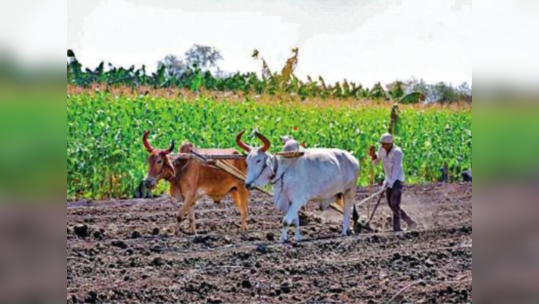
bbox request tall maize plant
[67,93,471,200]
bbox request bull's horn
[255,131,271,152]
[236,130,251,152]
[161,140,175,155]
[143,130,155,153]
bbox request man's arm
[369,145,381,166]
[387,149,403,188]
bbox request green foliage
[67,48,428,101]
[1,91,64,201]
[405,78,472,104]
[398,92,427,104]
[387,81,406,100]
[67,93,472,200]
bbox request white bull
[236,130,360,242]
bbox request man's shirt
[373,145,405,188]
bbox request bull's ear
[165,157,176,177]
[266,158,274,171]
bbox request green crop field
[67,93,471,200]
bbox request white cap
[380,133,394,144]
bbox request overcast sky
[67,0,472,87]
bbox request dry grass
[67,84,472,112]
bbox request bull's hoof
[174,226,182,237]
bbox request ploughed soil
[67,183,472,304]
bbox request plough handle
[367,190,385,225]
[355,187,386,208]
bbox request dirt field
[67,183,472,303]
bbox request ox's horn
[143,130,155,153]
[161,140,175,155]
[236,130,251,152]
[254,131,271,152]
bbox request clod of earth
[329,285,345,293]
[73,224,90,238]
[151,258,164,267]
[111,240,128,249]
[85,291,97,303]
[193,235,214,245]
[67,184,472,303]
[92,231,102,240]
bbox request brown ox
[142,131,250,235]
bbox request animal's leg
[188,206,197,235]
[239,187,250,231]
[280,223,288,243]
[231,188,249,231]
[342,190,355,236]
[293,217,302,242]
[283,202,303,242]
[176,197,195,236]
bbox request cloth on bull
[280,135,304,153]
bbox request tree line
[67,46,471,104]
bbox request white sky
[66,0,472,87]
[0,0,65,66]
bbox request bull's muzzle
[144,178,157,189]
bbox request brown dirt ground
[67,183,472,304]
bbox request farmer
[369,133,418,232]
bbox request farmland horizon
[67,47,472,93]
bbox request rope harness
[249,154,288,186]
[165,157,190,182]
[267,156,288,206]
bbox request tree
[157,55,185,79]
[434,82,459,104]
[386,81,406,100]
[404,78,472,104]
[157,45,223,79]
[405,78,435,102]
[369,82,388,100]
[457,82,472,103]
[184,44,223,70]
